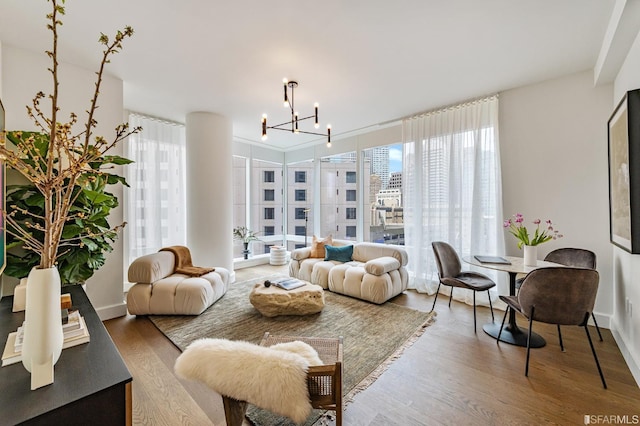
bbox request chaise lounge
[126,249,230,315]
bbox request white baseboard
[95,301,128,321]
[610,321,640,387]
[591,311,610,329]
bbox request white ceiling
[0,0,615,150]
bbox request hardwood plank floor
[104,264,640,425]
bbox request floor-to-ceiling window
[232,155,248,258]
[319,152,360,241]
[402,96,503,303]
[124,113,186,272]
[286,160,314,250]
[251,159,283,255]
[363,143,403,244]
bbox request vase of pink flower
[504,213,563,266]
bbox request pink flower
[505,213,563,248]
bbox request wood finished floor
[104,264,640,426]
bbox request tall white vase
[523,245,538,267]
[21,266,64,390]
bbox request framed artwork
[608,89,640,253]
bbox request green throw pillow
[325,245,354,262]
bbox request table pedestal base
[483,322,546,348]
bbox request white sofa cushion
[365,256,401,276]
[128,251,175,284]
[352,242,408,265]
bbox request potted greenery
[4,132,130,286]
[0,0,139,389]
[233,226,261,259]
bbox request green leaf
[82,189,112,204]
[102,155,134,166]
[80,238,99,252]
[24,192,45,208]
[62,224,84,239]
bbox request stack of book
[2,310,90,367]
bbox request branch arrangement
[0,0,141,270]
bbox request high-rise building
[388,171,402,189]
[364,146,390,189]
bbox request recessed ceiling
[0,0,615,150]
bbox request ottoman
[249,280,325,317]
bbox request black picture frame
[0,98,5,274]
[608,89,640,253]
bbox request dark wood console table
[0,286,132,425]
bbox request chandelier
[261,78,332,147]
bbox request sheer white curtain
[124,113,187,271]
[402,96,506,305]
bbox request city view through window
[232,144,403,258]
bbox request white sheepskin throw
[174,338,323,424]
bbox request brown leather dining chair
[498,267,606,388]
[431,241,496,332]
[516,247,603,341]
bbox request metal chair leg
[592,313,603,342]
[473,291,477,333]
[525,307,535,377]
[585,325,607,389]
[448,288,454,308]
[557,324,564,352]
[497,306,509,344]
[487,290,494,322]
[431,282,442,312]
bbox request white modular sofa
[289,241,408,304]
[126,251,230,315]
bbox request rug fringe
[343,310,437,404]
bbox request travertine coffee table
[249,279,325,317]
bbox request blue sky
[389,143,402,172]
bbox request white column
[186,112,233,273]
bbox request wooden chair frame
[221,332,343,426]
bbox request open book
[270,278,306,291]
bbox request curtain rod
[127,110,184,127]
[402,93,499,121]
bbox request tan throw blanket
[159,246,215,277]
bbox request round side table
[269,246,288,265]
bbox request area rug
[149,276,436,426]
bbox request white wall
[1,45,127,320]
[500,70,613,322]
[611,27,640,384]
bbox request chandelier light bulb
[261,114,268,141]
[283,78,289,107]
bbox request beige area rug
[149,276,436,426]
